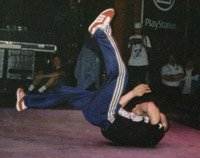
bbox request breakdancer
[16,8,168,146]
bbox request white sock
[38,86,47,93]
[28,84,35,91]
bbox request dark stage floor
[0,109,200,158]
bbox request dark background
[0,0,199,129]
[0,0,114,53]
[0,0,199,93]
[0,0,199,63]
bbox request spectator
[180,58,200,95]
[161,54,184,111]
[127,22,151,88]
[27,54,66,93]
[74,32,101,90]
[180,58,200,109]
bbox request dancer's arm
[132,102,169,131]
[132,101,160,125]
[119,84,151,107]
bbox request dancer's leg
[17,9,128,130]
[83,26,128,128]
[24,86,95,110]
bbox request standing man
[161,54,184,111]
[128,22,151,88]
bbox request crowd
[127,22,200,114]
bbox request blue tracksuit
[24,28,128,129]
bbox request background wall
[0,0,199,90]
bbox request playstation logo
[153,0,175,11]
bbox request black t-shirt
[42,65,65,75]
[101,115,165,147]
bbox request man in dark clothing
[27,54,66,93]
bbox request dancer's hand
[132,84,151,97]
[119,84,151,107]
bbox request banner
[142,0,188,83]
[143,0,187,55]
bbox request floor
[0,108,200,158]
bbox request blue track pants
[24,28,128,128]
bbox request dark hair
[101,115,165,147]
[53,54,62,59]
[168,53,176,58]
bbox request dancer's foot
[88,8,114,35]
[16,88,27,112]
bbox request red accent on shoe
[88,8,114,35]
